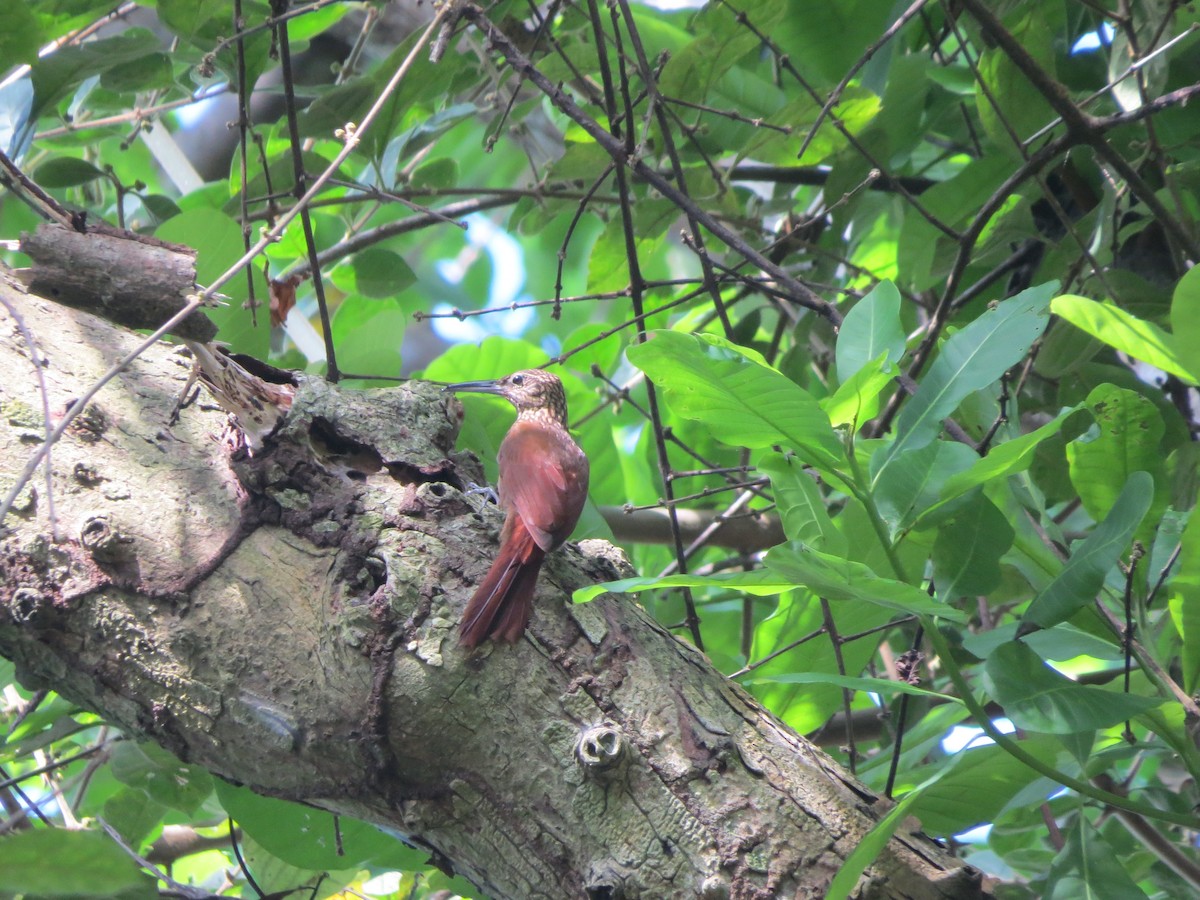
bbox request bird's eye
[511,374,525,385]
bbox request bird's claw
[464,481,499,506]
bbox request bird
[445,369,590,648]
[183,340,296,452]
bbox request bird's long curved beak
[443,379,504,395]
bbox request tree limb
[0,263,981,898]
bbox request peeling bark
[0,268,984,899]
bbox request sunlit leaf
[914,407,1077,527]
[1051,294,1200,385]
[835,279,906,382]
[765,543,966,621]
[872,282,1055,485]
[822,353,895,428]
[628,331,845,470]
[1169,511,1200,695]
[574,568,796,605]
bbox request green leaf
[758,451,844,552]
[826,780,924,900]
[627,331,845,470]
[1050,294,1200,385]
[873,439,977,533]
[0,0,42,67]
[1170,265,1200,347]
[215,780,422,871]
[411,157,459,189]
[156,207,267,359]
[102,786,167,850]
[1021,472,1154,632]
[33,156,105,187]
[835,279,906,381]
[30,30,163,121]
[573,569,797,605]
[1066,384,1167,523]
[157,0,231,42]
[872,282,1055,486]
[822,353,895,428]
[108,741,213,814]
[913,407,1077,527]
[984,641,1163,733]
[1044,818,1150,900]
[1169,511,1200,694]
[100,51,173,93]
[747,671,960,703]
[346,247,416,299]
[976,11,1057,153]
[0,828,153,897]
[774,0,896,87]
[933,493,1014,600]
[658,3,782,103]
[330,303,406,377]
[905,735,1063,836]
[764,543,966,621]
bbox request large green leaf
[1051,294,1200,385]
[0,828,153,897]
[1170,264,1200,347]
[984,641,1164,733]
[872,439,977,534]
[758,451,844,552]
[976,9,1057,153]
[1021,472,1154,632]
[835,280,906,382]
[30,29,162,121]
[903,735,1064,836]
[0,0,42,67]
[933,493,1014,600]
[822,353,895,428]
[156,207,268,359]
[1169,511,1200,695]
[872,282,1055,486]
[764,543,966,621]
[627,331,846,470]
[109,741,213,815]
[913,407,1077,528]
[1066,384,1167,525]
[1044,818,1150,900]
[215,780,423,871]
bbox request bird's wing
[497,420,587,551]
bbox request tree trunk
[0,266,983,899]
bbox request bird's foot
[464,481,499,507]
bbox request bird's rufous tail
[459,519,546,648]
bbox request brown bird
[447,370,590,648]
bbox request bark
[0,266,984,899]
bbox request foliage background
[2,0,1200,897]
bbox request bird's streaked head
[445,369,569,423]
